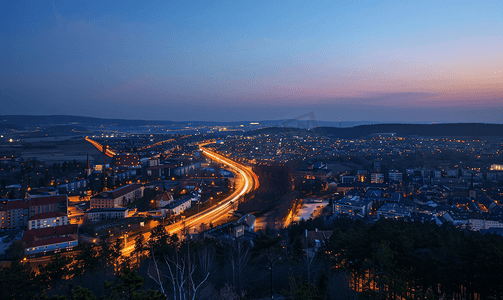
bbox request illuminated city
[1,1,503,299]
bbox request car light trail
[121,143,258,256]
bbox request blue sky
[1,0,502,122]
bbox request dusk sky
[1,0,502,123]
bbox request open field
[2,137,106,164]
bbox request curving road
[121,143,259,255]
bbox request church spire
[84,153,92,178]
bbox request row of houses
[0,192,79,258]
[85,183,194,223]
[0,194,68,231]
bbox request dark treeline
[292,217,503,300]
[246,123,503,139]
[312,123,503,138]
[2,219,503,299]
[237,165,297,222]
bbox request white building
[28,212,68,230]
[469,219,503,231]
[388,171,403,183]
[23,224,78,257]
[333,196,372,216]
[84,208,129,222]
[167,196,192,215]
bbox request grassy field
[11,137,106,164]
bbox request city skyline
[1,0,502,122]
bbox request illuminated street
[121,143,259,256]
[85,136,116,157]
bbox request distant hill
[245,127,304,136]
[246,123,503,139]
[2,116,502,139]
[42,125,91,135]
[0,115,285,128]
[0,115,175,128]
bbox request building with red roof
[22,224,78,257]
[0,194,68,231]
[29,194,68,217]
[90,183,144,209]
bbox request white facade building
[28,212,68,230]
[84,208,129,222]
[469,219,503,231]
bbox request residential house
[237,213,256,232]
[166,196,192,215]
[154,191,174,209]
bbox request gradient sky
[1,0,502,122]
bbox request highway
[85,136,116,157]
[26,140,258,263]
[121,143,259,256]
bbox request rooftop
[91,183,142,199]
[29,211,67,220]
[29,195,67,207]
[86,208,128,213]
[22,224,78,242]
[25,235,77,248]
